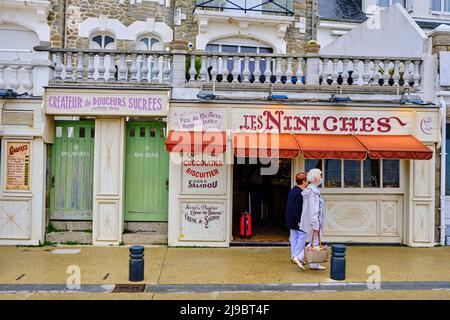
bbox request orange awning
[355,135,433,160]
[233,132,300,158]
[294,134,367,160]
[165,131,227,154]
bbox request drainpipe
[440,96,447,245]
[311,0,315,40]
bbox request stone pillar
[171,40,188,88]
[92,117,125,246]
[305,53,321,85]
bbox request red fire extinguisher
[240,193,252,238]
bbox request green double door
[124,122,169,222]
[50,120,95,220]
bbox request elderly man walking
[285,172,308,270]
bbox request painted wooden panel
[179,201,226,242]
[323,195,403,242]
[412,202,432,243]
[97,120,122,196]
[324,200,378,236]
[96,201,119,241]
[380,201,400,236]
[0,199,31,239]
[413,159,432,198]
[124,122,169,222]
[50,121,95,220]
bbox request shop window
[344,160,361,188]
[304,158,399,189]
[136,36,163,51]
[363,159,381,188]
[324,159,341,188]
[56,126,63,138]
[382,160,400,188]
[305,159,323,172]
[79,127,86,138]
[67,127,74,138]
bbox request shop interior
[232,158,291,243]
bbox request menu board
[6,142,31,191]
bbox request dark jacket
[285,185,304,230]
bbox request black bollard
[129,245,145,282]
[330,244,346,281]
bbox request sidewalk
[0,245,449,286]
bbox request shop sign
[180,202,225,241]
[6,142,31,191]
[182,153,226,194]
[173,111,224,131]
[234,109,412,134]
[45,88,169,116]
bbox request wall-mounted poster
[6,142,31,191]
[179,202,226,242]
[182,153,226,194]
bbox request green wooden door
[125,122,169,222]
[50,121,95,220]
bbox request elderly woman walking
[299,168,326,270]
[285,172,308,270]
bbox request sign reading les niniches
[237,110,409,133]
[45,89,169,116]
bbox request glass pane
[206,44,219,52]
[378,0,390,7]
[325,160,341,188]
[363,159,381,187]
[67,127,74,138]
[130,127,135,137]
[344,160,361,188]
[445,0,450,11]
[150,127,156,137]
[92,35,102,47]
[431,0,441,11]
[56,127,62,138]
[259,47,273,54]
[91,127,95,138]
[79,127,85,138]
[241,46,257,53]
[104,35,115,48]
[222,45,239,53]
[305,159,322,172]
[383,160,400,188]
[393,0,405,7]
[140,127,146,137]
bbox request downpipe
[439,96,447,246]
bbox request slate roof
[318,0,368,23]
[415,20,450,30]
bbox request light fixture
[330,93,351,102]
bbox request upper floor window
[136,35,163,51]
[90,33,116,50]
[378,0,406,7]
[431,0,450,12]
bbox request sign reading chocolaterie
[45,88,169,116]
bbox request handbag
[304,231,329,264]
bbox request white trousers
[289,229,307,261]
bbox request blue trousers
[289,229,307,261]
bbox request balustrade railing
[38,48,172,84]
[186,52,423,89]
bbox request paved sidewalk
[0,246,449,285]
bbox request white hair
[307,168,322,183]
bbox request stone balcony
[34,46,424,97]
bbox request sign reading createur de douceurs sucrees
[45,88,169,116]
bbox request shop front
[44,87,169,245]
[166,102,440,247]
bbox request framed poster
[179,201,226,242]
[6,142,31,191]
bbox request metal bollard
[129,245,145,282]
[330,244,346,281]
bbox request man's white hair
[307,168,322,183]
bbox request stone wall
[48,0,316,53]
[48,0,173,49]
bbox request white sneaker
[310,264,326,270]
[293,257,305,270]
